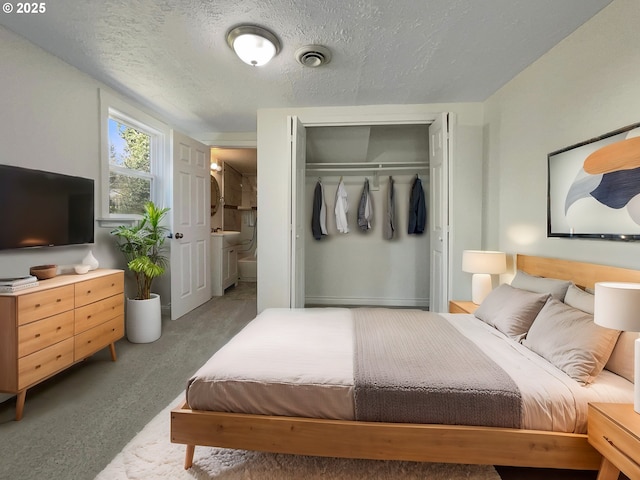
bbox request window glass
[108,117,154,215]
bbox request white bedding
[186,307,633,433]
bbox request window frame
[99,89,170,223]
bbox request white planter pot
[126,293,161,343]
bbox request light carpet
[96,393,501,480]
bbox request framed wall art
[548,122,640,240]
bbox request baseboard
[305,295,429,308]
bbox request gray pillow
[522,298,620,385]
[564,284,594,314]
[605,332,639,383]
[563,284,636,382]
[474,284,550,340]
[510,270,572,301]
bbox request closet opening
[303,124,431,308]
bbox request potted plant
[111,201,170,343]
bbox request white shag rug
[96,393,501,480]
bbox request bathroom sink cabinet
[211,233,239,296]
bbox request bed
[171,254,640,471]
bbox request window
[100,90,169,220]
[108,116,153,215]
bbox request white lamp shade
[462,250,507,274]
[594,282,640,331]
[594,281,640,414]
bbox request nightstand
[588,403,640,480]
[448,300,479,314]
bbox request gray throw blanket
[353,308,522,428]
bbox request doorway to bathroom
[210,147,258,296]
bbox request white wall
[0,26,172,303]
[484,0,640,273]
[257,104,484,312]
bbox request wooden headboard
[517,254,640,289]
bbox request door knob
[175,232,184,239]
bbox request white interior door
[429,113,450,312]
[289,116,306,308]
[170,131,211,320]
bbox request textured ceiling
[0,0,612,137]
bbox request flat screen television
[0,164,95,250]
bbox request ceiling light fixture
[226,25,281,66]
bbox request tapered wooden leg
[109,343,117,362]
[184,445,195,469]
[596,457,621,480]
[15,390,26,421]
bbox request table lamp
[594,282,640,413]
[462,250,507,304]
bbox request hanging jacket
[335,179,349,233]
[319,182,327,236]
[408,176,426,234]
[384,176,396,240]
[311,181,327,240]
[357,178,373,231]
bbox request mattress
[186,307,634,433]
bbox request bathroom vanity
[211,231,240,296]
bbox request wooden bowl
[30,264,57,280]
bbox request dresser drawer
[74,315,124,361]
[18,310,74,358]
[589,405,640,479]
[17,285,74,325]
[74,294,124,334]
[18,337,74,389]
[75,273,124,308]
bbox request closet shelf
[305,161,428,173]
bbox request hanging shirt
[311,181,327,240]
[335,179,349,234]
[357,178,373,231]
[384,176,396,240]
[408,176,427,234]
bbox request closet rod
[306,161,428,169]
[306,166,429,173]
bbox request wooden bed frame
[171,254,640,470]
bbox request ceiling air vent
[295,45,331,68]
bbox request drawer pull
[35,303,41,308]
[56,354,62,360]
[35,364,41,369]
[87,315,92,319]
[603,435,640,468]
[35,333,41,338]
[56,298,61,303]
[56,326,61,331]
[87,290,91,294]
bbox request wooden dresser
[0,269,124,420]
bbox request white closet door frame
[289,111,453,310]
[289,116,306,308]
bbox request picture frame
[547,122,640,240]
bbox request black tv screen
[0,164,95,250]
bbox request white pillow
[474,284,550,340]
[522,298,620,385]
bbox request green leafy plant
[111,201,170,300]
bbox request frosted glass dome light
[227,25,281,67]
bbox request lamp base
[471,273,492,305]
[635,338,640,413]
